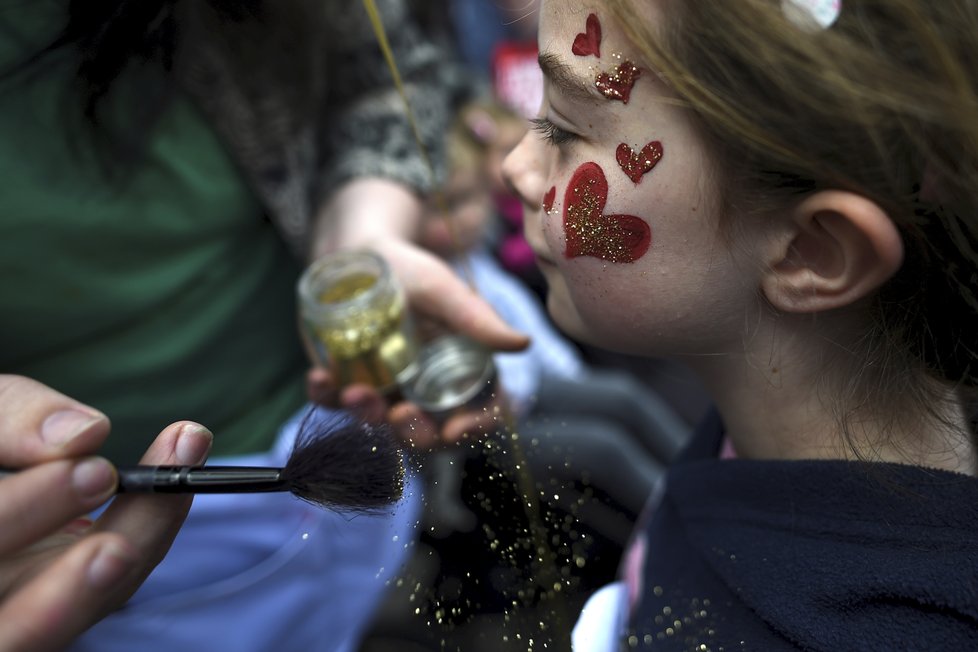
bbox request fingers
[410,268,531,352]
[440,398,512,444]
[306,367,338,406]
[0,383,214,651]
[0,375,109,466]
[92,421,212,591]
[0,422,212,652]
[370,241,531,353]
[0,458,117,555]
[307,367,392,426]
[389,402,440,449]
[339,385,388,424]
[0,532,137,652]
[388,395,512,449]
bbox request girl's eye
[530,117,577,146]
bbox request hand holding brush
[0,375,215,652]
[2,409,406,515]
[0,376,406,652]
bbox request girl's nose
[501,132,547,211]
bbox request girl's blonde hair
[608,0,978,411]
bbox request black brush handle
[0,466,287,495]
[115,466,287,494]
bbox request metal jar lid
[399,334,497,420]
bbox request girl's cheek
[544,218,565,255]
[540,181,565,252]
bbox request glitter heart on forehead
[572,13,602,58]
[616,141,663,184]
[563,162,651,263]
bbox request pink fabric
[494,193,537,274]
[499,235,536,272]
[719,435,738,460]
[623,532,647,614]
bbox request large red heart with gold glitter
[563,162,651,263]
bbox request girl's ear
[760,191,904,313]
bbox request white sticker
[783,0,841,30]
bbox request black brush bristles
[280,409,405,514]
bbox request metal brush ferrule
[115,466,286,494]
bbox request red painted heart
[616,141,663,184]
[572,13,602,58]
[595,60,641,104]
[563,161,651,263]
[543,186,556,213]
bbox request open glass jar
[298,250,420,395]
[298,249,499,418]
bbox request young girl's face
[502,1,766,357]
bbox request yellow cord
[360,0,436,177]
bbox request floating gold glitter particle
[626,593,721,651]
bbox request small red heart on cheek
[616,141,663,184]
[543,186,556,213]
[563,162,651,263]
[572,13,602,58]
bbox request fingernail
[63,517,95,536]
[88,540,134,589]
[41,409,105,447]
[175,424,213,465]
[71,457,116,501]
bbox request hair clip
[782,0,841,30]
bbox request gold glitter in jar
[298,251,420,393]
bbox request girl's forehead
[538,5,654,106]
[539,3,642,62]
[542,3,611,34]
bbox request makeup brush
[4,411,406,514]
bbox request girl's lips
[524,229,554,265]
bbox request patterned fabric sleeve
[176,0,466,256]
[315,0,461,204]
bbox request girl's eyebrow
[538,51,605,102]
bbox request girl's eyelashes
[529,117,578,146]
